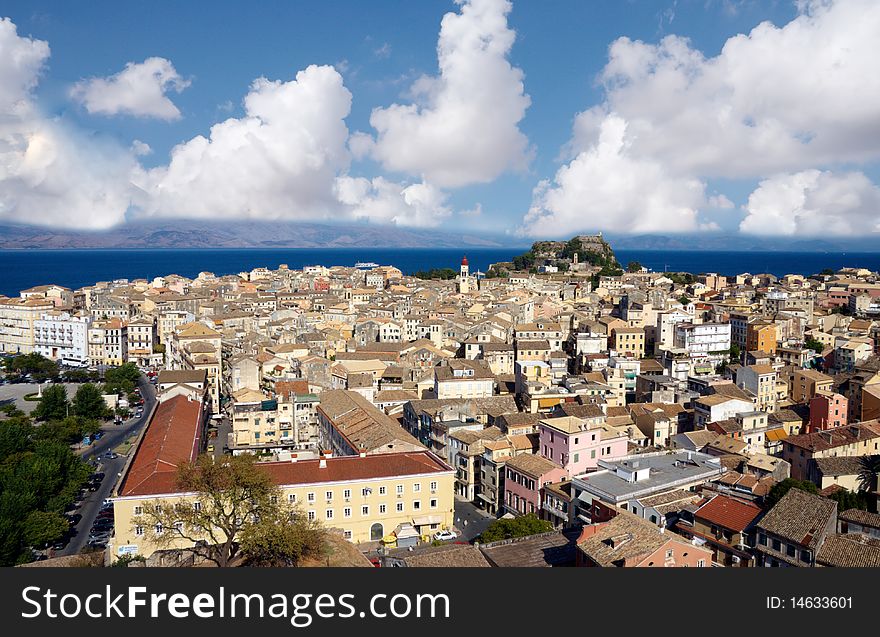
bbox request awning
[412,515,442,526]
[476,494,493,503]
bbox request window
[413,501,421,510]
[343,489,351,499]
[697,560,705,567]
[326,490,333,501]
[193,502,202,512]
[430,481,438,492]
[308,511,316,521]
[413,483,421,493]
[288,494,297,503]
[396,502,404,512]
[396,484,404,495]
[134,506,143,516]
[307,492,315,503]
[362,506,370,516]
[379,486,387,496]
[135,526,144,536]
[430,499,438,509]
[326,509,334,520]
[666,549,674,559]
[379,504,386,514]
[344,507,351,518]
[343,530,352,540]
[155,523,163,534]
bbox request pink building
[538,415,629,476]
[808,392,848,432]
[503,454,566,517]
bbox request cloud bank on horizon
[0,0,878,237]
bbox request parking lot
[0,381,84,415]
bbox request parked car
[433,529,458,541]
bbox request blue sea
[1,247,880,297]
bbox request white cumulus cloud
[368,0,531,188]
[70,57,190,120]
[740,170,880,236]
[521,115,706,236]
[0,19,137,230]
[524,0,880,236]
[335,176,452,227]
[131,65,353,221]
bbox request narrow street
[453,496,495,542]
[59,375,157,557]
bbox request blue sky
[1,0,878,239]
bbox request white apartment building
[0,297,55,355]
[34,312,91,366]
[655,310,692,354]
[673,322,732,362]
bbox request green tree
[804,337,825,355]
[0,413,90,564]
[22,510,69,548]
[136,454,324,567]
[3,353,59,382]
[239,506,325,566]
[677,295,691,306]
[627,261,643,273]
[33,416,99,446]
[32,384,69,421]
[477,513,554,543]
[729,343,742,362]
[103,363,141,395]
[73,383,111,420]
[827,489,870,513]
[764,478,819,509]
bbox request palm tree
[857,455,880,513]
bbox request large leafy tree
[32,384,69,421]
[477,513,554,543]
[239,507,325,567]
[3,353,59,382]
[102,363,141,395]
[0,416,90,565]
[73,383,111,420]
[136,454,325,567]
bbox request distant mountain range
[0,220,876,252]
[0,219,520,250]
[605,233,880,252]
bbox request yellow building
[746,321,778,355]
[111,393,453,558]
[0,297,55,354]
[792,369,833,404]
[611,327,645,359]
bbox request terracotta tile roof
[838,508,880,529]
[816,534,880,567]
[694,494,762,532]
[785,421,880,452]
[118,395,203,497]
[756,488,837,550]
[260,451,452,487]
[504,453,562,478]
